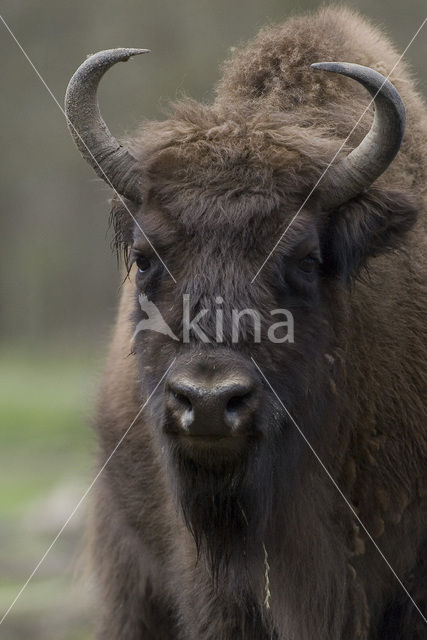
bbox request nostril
[166,385,195,434]
[226,392,251,415]
[172,391,193,412]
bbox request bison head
[65,50,416,568]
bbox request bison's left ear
[322,188,418,281]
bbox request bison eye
[298,255,317,274]
[136,255,151,273]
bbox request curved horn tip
[311,61,344,72]
[111,47,151,59]
[309,60,406,209]
[65,47,149,203]
[310,60,405,124]
[84,47,150,63]
[310,61,378,78]
[310,61,404,105]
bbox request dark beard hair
[170,441,273,590]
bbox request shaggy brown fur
[90,7,426,639]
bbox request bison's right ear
[322,188,418,282]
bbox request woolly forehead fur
[130,106,339,233]
[116,4,422,240]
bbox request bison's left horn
[311,62,406,209]
[65,48,149,203]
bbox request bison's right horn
[311,62,406,209]
[65,48,149,203]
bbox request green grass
[0,347,98,638]
[0,349,96,516]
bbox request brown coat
[90,7,427,639]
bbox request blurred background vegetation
[0,1,425,637]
